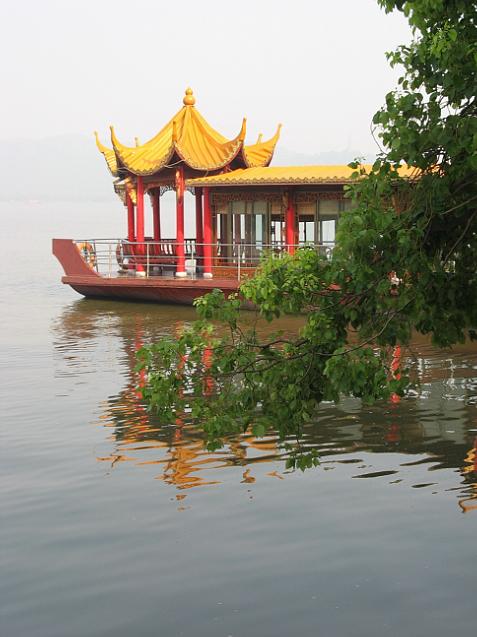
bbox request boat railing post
[108,242,112,278]
[146,242,150,277]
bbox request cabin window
[220,200,268,262]
[270,219,285,246]
[318,199,340,245]
[270,200,285,247]
[299,218,315,244]
[321,219,336,243]
[298,202,316,245]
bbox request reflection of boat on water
[54,300,292,489]
[53,301,477,507]
[459,438,477,512]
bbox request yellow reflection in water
[459,437,477,512]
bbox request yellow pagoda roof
[187,164,417,187]
[98,88,280,177]
[242,125,282,168]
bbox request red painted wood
[195,187,203,258]
[285,190,296,255]
[52,239,101,278]
[53,238,252,306]
[175,167,186,275]
[152,191,161,241]
[203,187,213,276]
[136,176,145,272]
[61,274,239,305]
[126,192,135,242]
[390,344,402,403]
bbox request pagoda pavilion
[94,87,281,277]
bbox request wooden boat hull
[53,239,239,305]
[62,275,239,304]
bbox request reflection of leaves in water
[53,299,477,510]
[95,373,477,514]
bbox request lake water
[2,202,476,637]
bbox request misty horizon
[1,0,410,203]
[0,133,376,203]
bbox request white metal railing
[73,239,335,280]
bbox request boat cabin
[52,88,373,303]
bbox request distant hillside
[0,135,375,202]
[0,135,116,202]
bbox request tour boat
[53,88,361,305]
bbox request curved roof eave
[242,124,282,168]
[94,131,119,177]
[110,125,176,177]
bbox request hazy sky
[1,0,411,155]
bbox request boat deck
[53,238,334,304]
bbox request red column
[390,344,402,404]
[285,190,296,255]
[202,345,214,397]
[203,187,213,278]
[175,167,186,277]
[126,191,135,242]
[136,176,145,274]
[152,191,161,241]
[195,187,203,259]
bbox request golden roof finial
[135,136,140,147]
[183,87,196,106]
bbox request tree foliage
[138,0,477,456]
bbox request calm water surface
[1,203,476,636]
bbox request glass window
[299,220,315,244]
[321,219,336,243]
[255,214,265,245]
[270,219,285,246]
